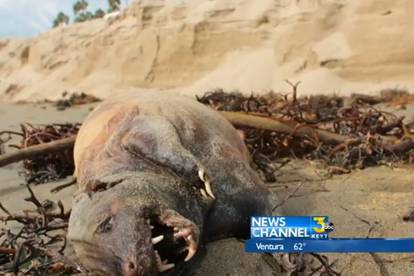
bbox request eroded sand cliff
[0,0,413,101]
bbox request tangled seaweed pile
[0,185,77,274]
[2,88,413,184]
[0,123,80,184]
[18,123,80,184]
[198,88,414,180]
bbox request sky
[0,0,128,38]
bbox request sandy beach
[1,0,414,274]
[1,100,414,275]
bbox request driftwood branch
[0,136,76,167]
[222,112,414,154]
[220,111,360,145]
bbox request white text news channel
[245,216,414,253]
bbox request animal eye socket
[97,217,113,233]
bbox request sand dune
[0,0,413,101]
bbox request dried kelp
[197,88,414,179]
[0,185,78,274]
[2,88,413,184]
[2,123,81,184]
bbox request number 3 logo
[312,217,325,233]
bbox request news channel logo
[250,216,335,239]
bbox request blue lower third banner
[245,238,414,253]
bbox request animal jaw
[147,208,200,271]
[68,174,204,275]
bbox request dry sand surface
[1,102,414,275]
[0,0,414,101]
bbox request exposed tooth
[152,235,164,244]
[155,250,162,265]
[174,228,191,239]
[150,225,154,230]
[159,263,175,272]
[198,169,206,182]
[155,251,175,272]
[185,249,196,262]
[168,228,197,262]
[184,235,197,262]
[204,181,215,199]
[146,219,150,225]
[198,169,215,199]
[200,188,208,199]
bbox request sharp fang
[155,250,162,262]
[152,235,164,244]
[198,169,205,182]
[155,250,175,272]
[184,235,197,262]
[150,225,154,229]
[185,248,196,262]
[184,247,197,262]
[200,188,208,199]
[159,263,175,272]
[204,181,215,199]
[198,168,215,199]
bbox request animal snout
[122,260,143,276]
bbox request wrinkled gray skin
[68,92,273,275]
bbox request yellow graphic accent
[312,217,325,233]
